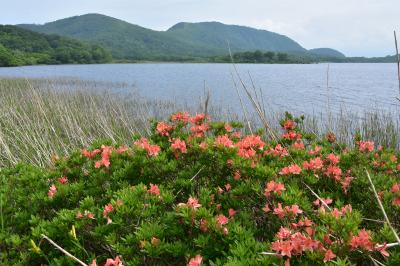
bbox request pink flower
[233,170,241,180]
[272,240,293,257]
[313,198,332,207]
[262,203,271,213]
[134,138,161,157]
[190,124,209,138]
[48,184,57,198]
[350,229,374,251]
[285,205,303,216]
[105,256,122,266]
[76,212,84,219]
[94,145,113,168]
[264,180,285,197]
[324,249,336,262]
[276,227,292,239]
[376,243,390,257]
[308,146,322,155]
[237,148,256,158]
[279,164,302,175]
[89,259,97,266]
[235,135,265,158]
[148,184,161,196]
[359,141,375,152]
[303,157,323,171]
[116,146,128,154]
[393,197,400,206]
[199,141,208,150]
[171,138,187,153]
[103,203,114,217]
[273,203,285,219]
[171,111,190,123]
[216,214,229,226]
[325,165,342,180]
[82,148,101,158]
[86,211,95,219]
[282,131,301,140]
[187,197,201,209]
[267,144,289,158]
[200,218,208,232]
[292,141,305,150]
[156,121,174,136]
[236,135,265,150]
[228,208,236,217]
[190,113,206,125]
[283,120,296,130]
[326,153,340,165]
[224,123,233,132]
[187,255,203,266]
[273,204,303,219]
[232,131,241,139]
[391,183,400,193]
[215,135,234,148]
[58,176,68,184]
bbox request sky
[1,0,399,57]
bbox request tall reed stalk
[0,77,399,167]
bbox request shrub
[1,112,400,265]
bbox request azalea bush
[1,111,400,265]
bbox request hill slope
[167,21,306,54]
[309,48,346,58]
[19,14,219,60]
[19,14,308,60]
[0,25,112,66]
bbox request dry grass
[0,77,398,167]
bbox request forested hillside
[0,25,112,66]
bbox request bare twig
[365,170,400,244]
[227,42,253,134]
[302,182,332,211]
[259,252,281,256]
[190,166,205,181]
[394,31,400,96]
[41,234,88,266]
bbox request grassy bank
[0,77,399,167]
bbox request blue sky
[2,0,399,57]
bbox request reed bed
[0,77,398,167]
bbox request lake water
[0,63,399,116]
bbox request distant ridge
[309,48,346,58]
[19,13,318,60]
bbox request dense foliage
[0,25,112,66]
[18,14,306,60]
[1,112,400,265]
[309,48,346,59]
[212,50,314,64]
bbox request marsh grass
[0,77,399,167]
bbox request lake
[0,63,399,117]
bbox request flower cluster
[134,137,161,156]
[5,112,400,266]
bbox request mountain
[309,48,346,58]
[19,14,309,60]
[19,14,214,60]
[0,25,112,66]
[167,21,306,53]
